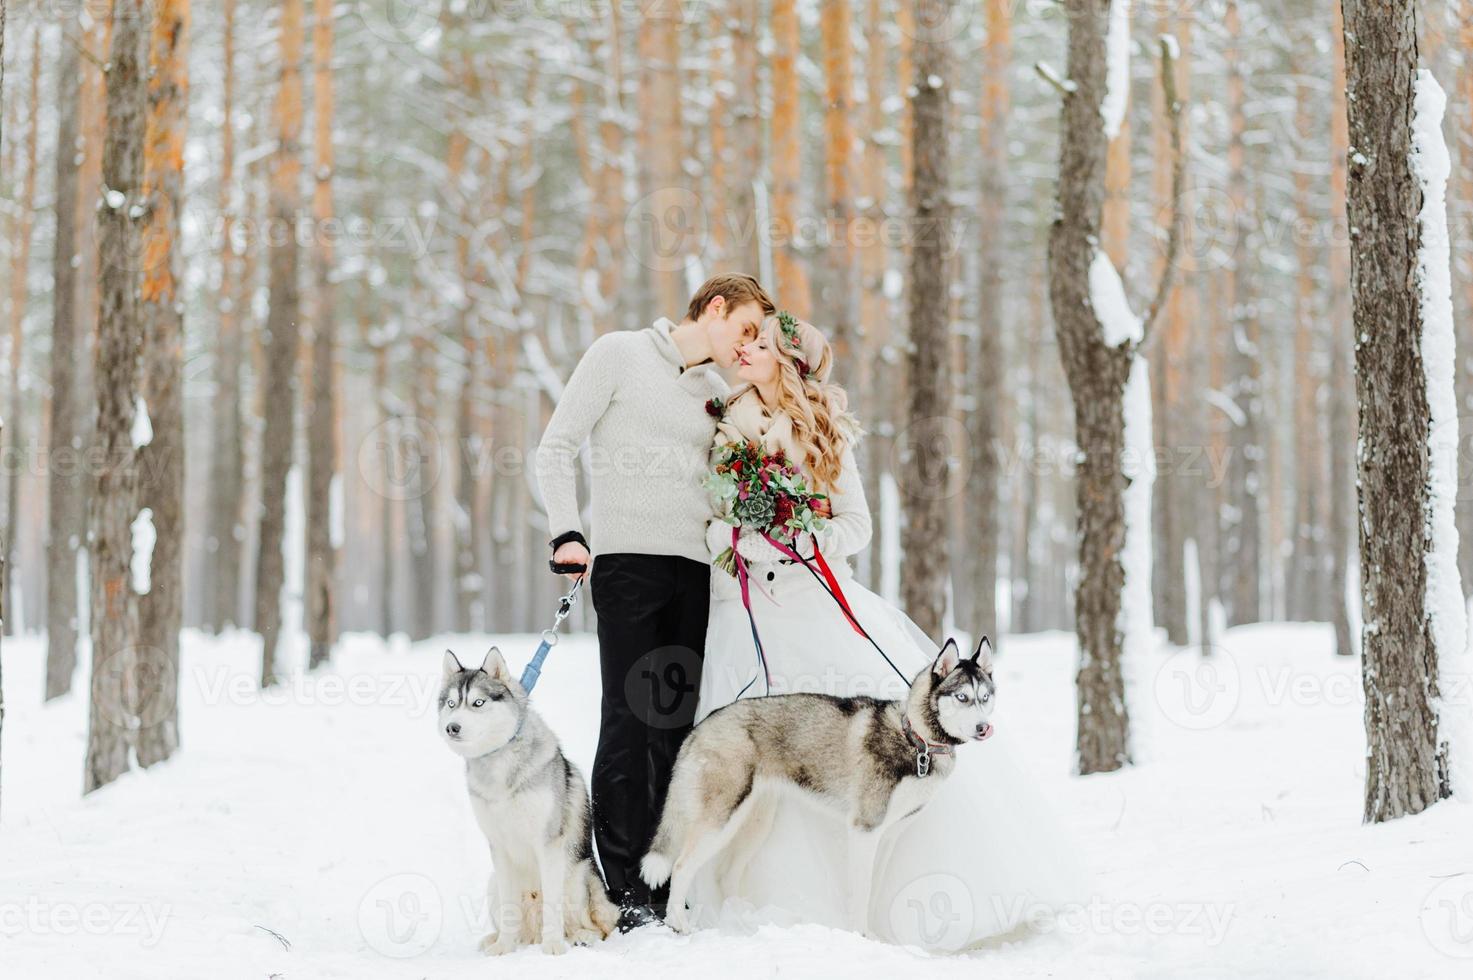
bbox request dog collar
[903,715,955,778]
[482,711,528,756]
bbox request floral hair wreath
[775,310,814,378]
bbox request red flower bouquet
[706,440,829,575]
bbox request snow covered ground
[1,623,1468,978]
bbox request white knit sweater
[534,319,728,564]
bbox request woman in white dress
[691,313,1083,950]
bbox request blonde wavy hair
[757,313,860,492]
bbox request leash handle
[519,579,584,694]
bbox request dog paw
[571,928,603,946]
[665,911,692,935]
[541,936,568,956]
[480,934,517,957]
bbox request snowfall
[1,622,1469,979]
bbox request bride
[689,312,1083,950]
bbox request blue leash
[519,577,583,694]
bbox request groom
[534,273,776,930]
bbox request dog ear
[932,638,961,678]
[480,647,512,681]
[971,636,994,671]
[443,650,465,676]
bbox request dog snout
[446,721,461,737]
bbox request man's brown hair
[685,273,777,322]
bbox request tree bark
[2,26,39,637]
[135,0,190,767]
[204,0,244,632]
[0,0,8,818]
[640,1,684,318]
[1222,0,1262,627]
[46,23,87,698]
[255,0,305,686]
[1151,5,1191,646]
[305,0,337,670]
[1328,0,1355,658]
[821,0,857,371]
[770,0,811,318]
[1047,1,1182,774]
[1340,0,1453,821]
[899,0,954,641]
[87,0,151,794]
[727,0,760,275]
[965,0,1010,641]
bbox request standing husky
[641,637,995,935]
[438,649,619,955]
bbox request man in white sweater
[535,273,776,930]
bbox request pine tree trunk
[1222,0,1262,627]
[966,0,1010,641]
[135,0,190,767]
[1151,5,1190,647]
[1289,74,1324,623]
[0,0,7,817]
[1046,0,1170,774]
[255,0,305,686]
[728,0,760,275]
[855,0,891,591]
[770,0,811,318]
[821,0,856,370]
[641,1,684,318]
[1341,0,1453,821]
[2,27,39,637]
[305,0,337,670]
[46,26,86,698]
[899,0,954,641]
[1328,0,1355,658]
[408,337,438,641]
[205,0,244,632]
[87,0,151,794]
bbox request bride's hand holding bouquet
[705,440,828,576]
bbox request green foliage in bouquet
[705,440,830,575]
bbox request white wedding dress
[690,389,1084,950]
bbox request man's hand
[552,540,591,581]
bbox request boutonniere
[705,396,726,419]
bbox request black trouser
[589,553,709,910]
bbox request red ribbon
[760,532,866,639]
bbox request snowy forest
[1,0,1470,975]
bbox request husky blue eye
[981,693,991,703]
[445,700,457,709]
[955,692,970,703]
[473,699,486,708]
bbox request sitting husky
[438,649,618,955]
[641,637,995,935]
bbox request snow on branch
[1034,61,1076,96]
[1101,0,1132,139]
